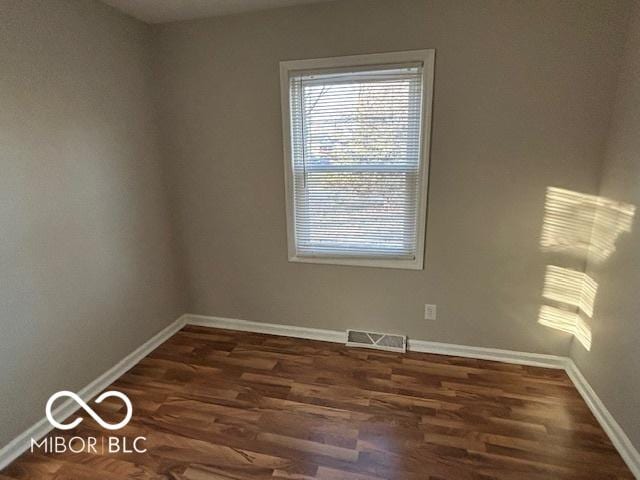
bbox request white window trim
[279,49,435,270]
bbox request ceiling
[101,0,337,24]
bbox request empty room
[2,0,640,478]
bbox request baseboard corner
[0,314,186,471]
[565,359,640,478]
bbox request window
[280,50,434,269]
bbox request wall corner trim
[0,315,188,471]
[565,359,640,478]
[1,313,638,479]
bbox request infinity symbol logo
[45,391,133,431]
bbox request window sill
[288,255,423,270]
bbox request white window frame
[280,49,435,270]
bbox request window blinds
[288,65,424,259]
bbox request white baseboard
[0,315,187,471]
[565,359,640,478]
[186,314,347,343]
[407,338,567,369]
[2,313,638,479]
[185,314,566,369]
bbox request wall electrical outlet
[424,304,437,320]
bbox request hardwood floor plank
[1,325,633,479]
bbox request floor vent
[346,329,406,353]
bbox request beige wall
[0,0,186,446]
[571,2,640,449]
[154,0,630,355]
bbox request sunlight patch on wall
[538,305,592,351]
[536,186,634,352]
[574,315,592,353]
[589,196,636,263]
[540,187,635,263]
[542,265,597,317]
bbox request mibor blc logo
[31,390,147,454]
[46,390,132,431]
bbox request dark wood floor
[2,325,633,479]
